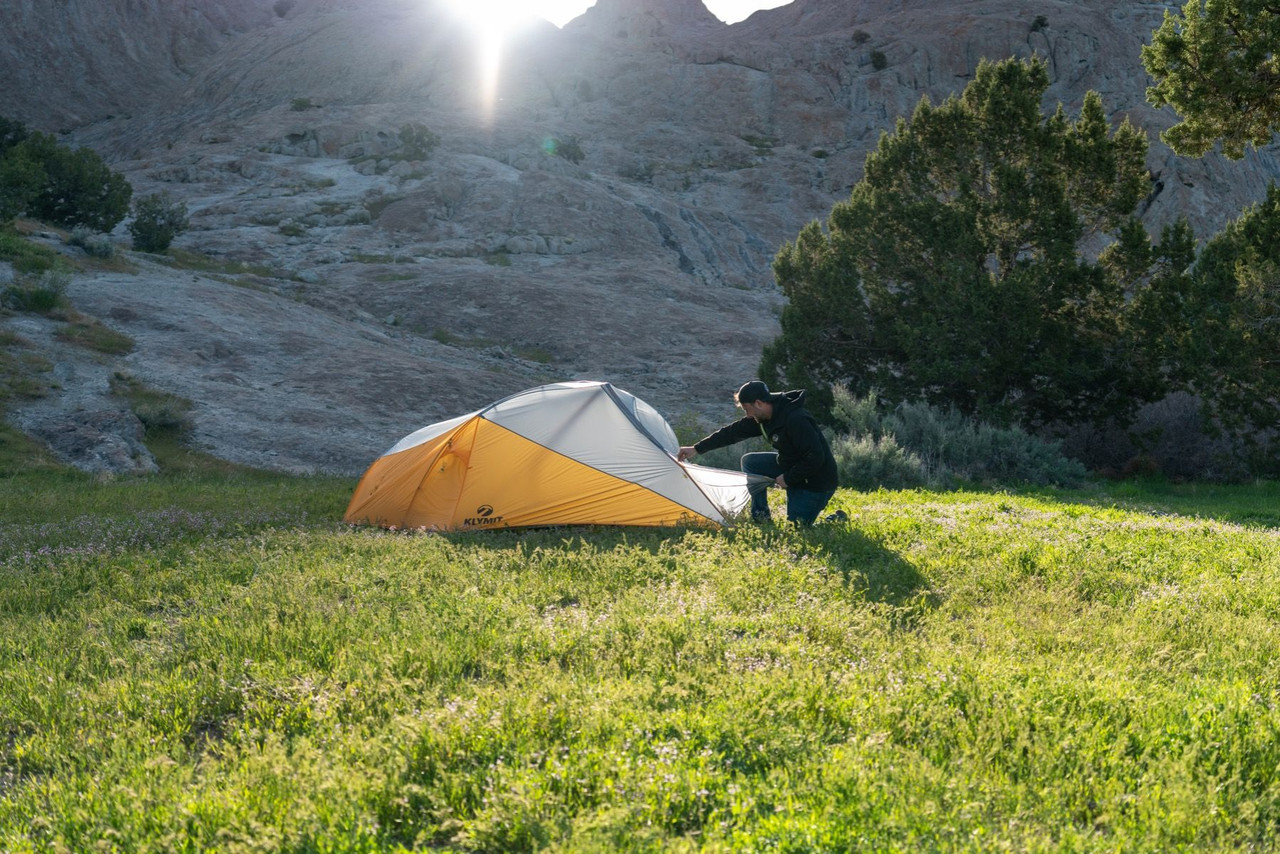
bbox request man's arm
[676,417,759,461]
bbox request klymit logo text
[464,504,504,526]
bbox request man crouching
[677,381,839,525]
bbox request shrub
[15,133,132,231]
[68,227,115,258]
[129,191,189,252]
[290,97,313,111]
[110,372,193,438]
[830,386,1087,487]
[550,137,585,164]
[397,123,440,160]
[830,431,929,490]
[1054,392,1252,481]
[55,311,134,355]
[870,50,888,70]
[885,400,1087,486]
[0,116,29,156]
[0,229,64,275]
[0,148,43,223]
[1,270,69,314]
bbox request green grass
[1,477,1278,851]
[54,311,134,355]
[160,248,282,280]
[0,228,70,276]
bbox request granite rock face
[2,0,1278,475]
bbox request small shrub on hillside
[1,270,69,314]
[397,123,440,161]
[871,49,888,70]
[129,191,189,252]
[14,132,132,231]
[55,311,133,355]
[110,372,193,438]
[550,137,585,165]
[0,116,29,155]
[68,227,115,258]
[0,149,43,223]
[0,229,65,275]
[0,332,54,405]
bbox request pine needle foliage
[765,57,1163,430]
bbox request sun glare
[438,0,542,111]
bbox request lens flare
[437,0,541,115]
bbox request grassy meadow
[1,470,1279,852]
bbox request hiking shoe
[823,509,849,524]
[751,511,772,523]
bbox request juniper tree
[13,132,131,232]
[129,191,190,252]
[1143,0,1280,158]
[1174,185,1280,454]
[764,57,1163,428]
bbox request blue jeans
[741,452,836,526]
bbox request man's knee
[740,452,780,477]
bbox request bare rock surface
[2,0,1279,476]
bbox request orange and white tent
[344,381,756,530]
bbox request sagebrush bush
[830,386,1086,487]
[68,227,114,258]
[110,372,193,437]
[129,191,189,252]
[1,270,68,313]
[830,431,928,490]
[397,122,440,160]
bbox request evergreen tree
[129,191,190,252]
[1143,0,1280,158]
[765,57,1162,428]
[0,147,43,223]
[15,133,132,231]
[1175,185,1280,448]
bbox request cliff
[2,0,1278,474]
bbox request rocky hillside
[2,0,1279,476]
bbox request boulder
[29,410,159,476]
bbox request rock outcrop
[2,0,1278,475]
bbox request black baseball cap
[735,380,771,404]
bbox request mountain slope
[2,0,1278,475]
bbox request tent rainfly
[344,381,758,530]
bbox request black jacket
[693,389,838,492]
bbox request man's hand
[677,446,698,462]
[775,474,788,488]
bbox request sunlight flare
[437,0,540,112]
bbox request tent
[344,381,758,530]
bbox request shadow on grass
[435,517,932,613]
[811,525,932,609]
